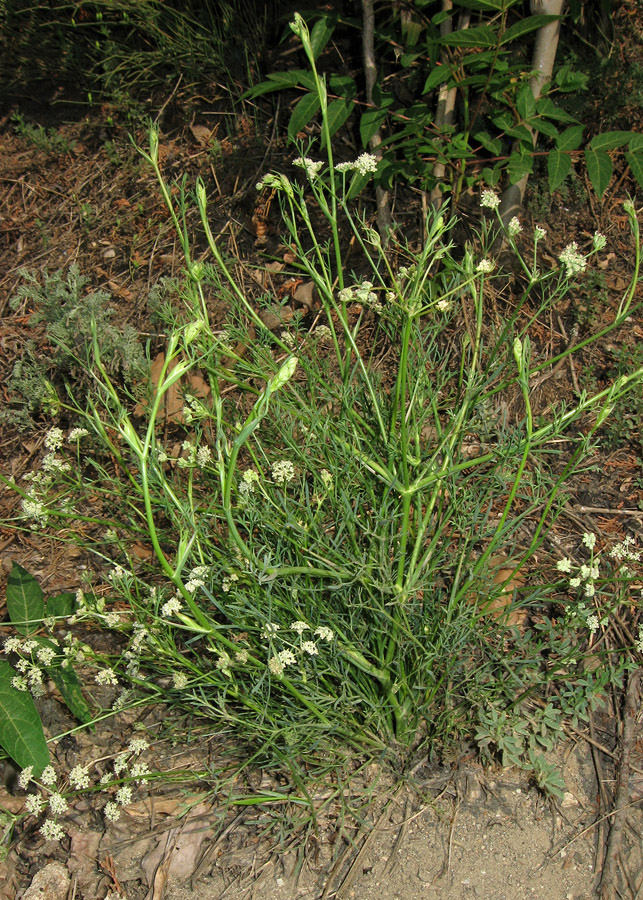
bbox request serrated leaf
[288,92,321,141]
[555,125,584,151]
[507,150,533,184]
[46,592,76,619]
[360,108,389,148]
[500,14,561,45]
[7,563,44,635]
[516,84,536,121]
[585,148,613,197]
[474,131,502,155]
[310,14,336,60]
[0,660,49,776]
[422,65,451,94]
[322,97,354,147]
[532,119,559,139]
[548,149,572,192]
[625,151,643,190]
[589,131,633,151]
[441,25,497,47]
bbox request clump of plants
[3,265,146,429]
[2,15,643,818]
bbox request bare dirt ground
[2,6,643,898]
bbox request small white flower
[293,156,324,180]
[301,641,318,656]
[559,241,587,277]
[268,655,285,676]
[436,297,451,313]
[235,649,249,664]
[44,427,65,450]
[216,651,232,677]
[12,676,27,691]
[476,259,495,274]
[40,766,58,787]
[116,785,133,806]
[261,623,280,638]
[3,637,22,654]
[582,532,596,550]
[48,792,69,815]
[104,801,121,822]
[222,573,239,593]
[480,189,500,209]
[278,649,297,666]
[196,446,212,468]
[25,794,45,815]
[36,645,57,666]
[113,753,129,776]
[507,216,522,236]
[172,672,189,689]
[68,427,89,441]
[290,620,309,635]
[18,766,34,790]
[130,761,151,784]
[593,231,606,251]
[320,469,333,490]
[271,460,295,484]
[534,225,547,241]
[21,496,48,527]
[314,626,334,642]
[587,614,599,633]
[161,597,182,618]
[315,324,332,341]
[128,737,149,755]
[94,667,118,686]
[40,819,66,842]
[556,558,573,574]
[354,153,379,175]
[584,582,596,598]
[69,765,90,790]
[569,576,581,588]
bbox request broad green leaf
[481,165,501,186]
[288,92,321,141]
[441,25,497,47]
[242,70,315,100]
[505,124,535,146]
[548,149,572,192]
[49,666,94,726]
[30,636,93,725]
[555,65,589,93]
[532,119,559,140]
[7,563,44,635]
[590,131,634,151]
[585,148,613,197]
[347,168,379,201]
[500,14,561,45]
[450,0,514,10]
[329,74,356,96]
[46,592,76,619]
[322,97,354,146]
[474,131,502,155]
[507,150,533,184]
[422,65,451,94]
[0,660,49,776]
[361,108,389,148]
[629,134,643,152]
[516,84,536,121]
[556,125,584,151]
[536,97,579,123]
[625,151,643,190]
[310,14,336,60]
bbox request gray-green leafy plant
[3,12,643,799]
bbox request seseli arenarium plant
[3,12,643,798]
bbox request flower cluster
[293,157,324,180]
[335,153,379,176]
[559,241,587,277]
[339,280,383,313]
[17,736,153,841]
[262,619,334,678]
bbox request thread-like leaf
[7,563,44,635]
[0,661,49,776]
